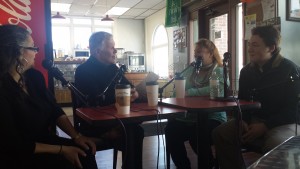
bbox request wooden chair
[70,87,119,169]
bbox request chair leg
[113,149,118,169]
[165,135,171,169]
[166,148,171,169]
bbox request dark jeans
[165,119,221,169]
[80,122,144,169]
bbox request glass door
[209,13,228,57]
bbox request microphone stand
[223,58,229,98]
[159,64,192,102]
[215,52,235,101]
[97,65,133,100]
[49,70,89,107]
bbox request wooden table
[76,102,186,126]
[76,97,261,169]
[160,96,261,169]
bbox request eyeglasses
[20,46,39,52]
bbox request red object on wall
[0,0,51,85]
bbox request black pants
[80,122,144,169]
[165,119,221,169]
[8,136,97,169]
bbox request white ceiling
[51,0,166,19]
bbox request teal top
[174,63,228,124]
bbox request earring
[17,63,24,74]
[22,57,28,67]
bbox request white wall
[113,19,145,53]
[145,8,173,72]
[278,1,300,66]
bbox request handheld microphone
[42,59,68,86]
[195,57,203,74]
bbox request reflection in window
[51,17,113,58]
[74,27,91,49]
[152,25,168,78]
[209,14,228,57]
[52,26,70,57]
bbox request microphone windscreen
[196,57,203,68]
[42,59,53,70]
[223,52,231,62]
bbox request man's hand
[130,87,139,102]
[242,122,268,144]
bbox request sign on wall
[0,0,49,84]
[165,0,181,27]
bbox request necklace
[191,63,216,88]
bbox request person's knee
[164,124,175,140]
[212,126,221,142]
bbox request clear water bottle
[209,71,221,99]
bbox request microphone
[195,57,203,74]
[223,52,231,63]
[43,59,89,106]
[42,59,68,86]
[114,64,134,88]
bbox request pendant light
[52,12,66,19]
[101,0,114,22]
[101,15,114,21]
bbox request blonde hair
[195,38,222,66]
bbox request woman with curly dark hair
[0,24,98,169]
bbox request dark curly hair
[0,24,30,80]
[251,25,281,56]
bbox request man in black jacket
[212,25,300,169]
[75,31,143,169]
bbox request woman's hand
[61,145,86,169]
[73,134,97,155]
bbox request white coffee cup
[175,76,186,98]
[146,81,159,107]
[115,84,131,114]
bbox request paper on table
[135,72,159,102]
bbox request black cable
[231,96,245,168]
[91,106,128,168]
[131,108,166,169]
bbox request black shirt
[239,54,300,129]
[0,68,65,166]
[75,56,129,107]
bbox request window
[73,27,91,49]
[52,26,70,57]
[51,17,113,58]
[152,25,168,78]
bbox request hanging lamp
[101,15,114,21]
[52,12,66,19]
[101,0,114,22]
